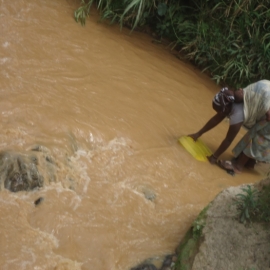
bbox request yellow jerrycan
[178,135,212,162]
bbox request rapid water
[0,1,264,269]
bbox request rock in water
[0,151,44,192]
[34,197,44,206]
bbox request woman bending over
[189,80,270,174]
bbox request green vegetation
[74,0,270,88]
[235,183,270,224]
[255,183,270,222]
[235,185,259,224]
[174,206,208,270]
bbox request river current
[0,1,264,269]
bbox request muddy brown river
[0,1,265,269]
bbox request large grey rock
[192,185,270,270]
[0,151,43,192]
[0,146,55,192]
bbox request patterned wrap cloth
[232,80,270,162]
[213,87,235,112]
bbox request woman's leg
[244,158,256,169]
[218,152,250,174]
[233,155,256,169]
[233,152,250,172]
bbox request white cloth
[229,103,244,125]
[243,80,270,128]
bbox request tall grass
[74,0,270,88]
[74,0,155,28]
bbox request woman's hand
[188,133,201,141]
[207,154,218,164]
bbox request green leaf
[157,3,167,16]
[245,208,250,219]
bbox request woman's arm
[189,113,226,141]
[209,122,243,164]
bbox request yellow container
[178,136,212,162]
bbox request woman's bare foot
[217,160,242,174]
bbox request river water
[0,1,265,269]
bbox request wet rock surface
[34,197,44,206]
[130,254,178,270]
[191,185,270,270]
[131,264,157,270]
[0,151,43,192]
[0,146,56,192]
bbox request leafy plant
[192,219,205,240]
[74,0,156,29]
[74,0,94,26]
[235,185,259,224]
[192,206,208,240]
[119,0,155,29]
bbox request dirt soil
[192,183,270,270]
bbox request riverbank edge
[131,178,270,270]
[174,205,208,270]
[174,179,270,270]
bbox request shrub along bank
[74,0,270,88]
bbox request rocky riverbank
[131,179,270,270]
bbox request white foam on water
[2,110,14,116]
[16,250,83,270]
[89,132,95,143]
[33,228,59,249]
[42,182,79,195]
[107,137,131,151]
[2,42,9,48]
[66,136,133,191]
[69,195,82,211]
[20,247,37,269]
[23,183,83,210]
[49,256,83,270]
[2,71,9,78]
[0,193,20,206]
[0,57,9,64]
[69,149,92,193]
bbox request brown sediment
[0,1,263,269]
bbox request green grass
[235,185,259,224]
[235,183,270,224]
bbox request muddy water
[0,1,265,269]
